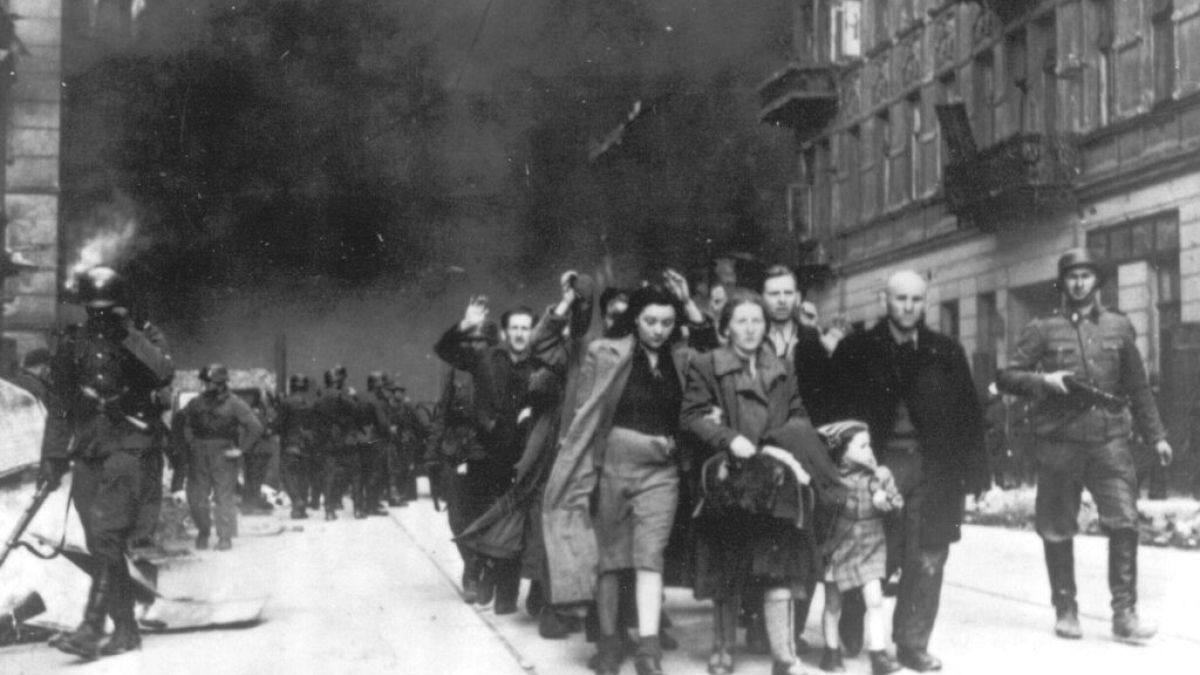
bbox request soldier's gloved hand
[171,490,187,506]
[36,458,68,491]
[1155,439,1173,466]
[1042,370,1073,394]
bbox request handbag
[694,451,813,528]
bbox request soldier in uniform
[173,363,264,551]
[38,266,175,659]
[239,390,277,514]
[998,248,1171,643]
[313,365,359,520]
[277,373,318,519]
[355,371,393,518]
[390,384,425,506]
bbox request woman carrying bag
[682,290,843,675]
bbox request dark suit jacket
[829,320,989,547]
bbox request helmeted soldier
[313,364,359,520]
[39,266,175,659]
[172,363,264,552]
[277,373,318,519]
[998,248,1173,643]
[354,371,393,518]
[389,383,426,505]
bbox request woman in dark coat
[682,290,842,675]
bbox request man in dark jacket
[277,373,317,519]
[829,270,989,672]
[40,267,175,659]
[174,364,264,551]
[435,297,537,614]
[313,365,359,520]
[998,248,1170,643]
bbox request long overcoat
[542,335,690,604]
[829,320,989,547]
[680,346,844,590]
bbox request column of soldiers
[273,366,429,521]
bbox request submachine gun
[1063,375,1129,413]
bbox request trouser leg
[282,449,309,515]
[893,546,948,651]
[131,450,163,546]
[187,447,213,536]
[212,448,239,540]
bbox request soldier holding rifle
[998,248,1172,644]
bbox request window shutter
[1176,0,1200,96]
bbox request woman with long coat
[681,290,843,675]
[543,282,697,675]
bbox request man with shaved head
[828,270,989,672]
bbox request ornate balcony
[758,64,839,136]
[942,133,1082,231]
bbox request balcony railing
[758,64,839,135]
[943,133,1082,231]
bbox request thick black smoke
[60,0,797,397]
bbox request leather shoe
[216,537,233,551]
[195,533,209,550]
[325,511,338,521]
[897,648,942,672]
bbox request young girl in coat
[816,420,904,675]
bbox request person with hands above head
[543,283,696,675]
[828,270,989,673]
[435,294,538,615]
[998,248,1171,644]
[682,289,843,675]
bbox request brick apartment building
[761,0,1200,443]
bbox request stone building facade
[1,0,63,368]
[762,0,1200,440]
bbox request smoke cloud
[61,0,798,398]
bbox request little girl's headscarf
[817,419,870,466]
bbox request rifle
[0,483,55,571]
[1064,375,1129,413]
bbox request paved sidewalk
[2,480,1197,674]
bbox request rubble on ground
[966,486,1200,550]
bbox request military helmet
[366,371,386,392]
[1057,247,1107,285]
[331,364,348,382]
[76,266,127,309]
[199,363,230,384]
[288,373,310,392]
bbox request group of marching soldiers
[24,265,430,660]
[274,366,429,523]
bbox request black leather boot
[100,565,141,656]
[1109,529,1157,641]
[869,650,903,675]
[592,633,623,675]
[633,634,663,675]
[52,565,113,660]
[1044,539,1082,639]
[820,646,845,672]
